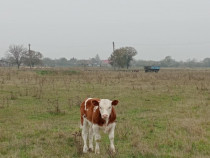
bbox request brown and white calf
[80,98,119,154]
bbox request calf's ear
[92,100,99,106]
[112,100,119,106]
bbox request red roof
[102,60,110,64]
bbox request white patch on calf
[92,122,116,153]
[93,106,98,112]
[103,122,115,133]
[99,99,112,119]
[84,98,92,110]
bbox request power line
[113,42,210,47]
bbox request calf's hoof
[95,148,100,154]
[83,146,88,153]
[110,147,116,153]
[88,146,94,152]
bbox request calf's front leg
[93,124,101,154]
[109,123,116,153]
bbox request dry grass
[0,67,210,158]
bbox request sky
[0,0,210,61]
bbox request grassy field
[0,67,210,158]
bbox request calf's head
[92,99,118,119]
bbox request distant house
[101,60,110,67]
[78,60,90,67]
[77,59,110,67]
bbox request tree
[56,57,69,67]
[43,57,55,67]
[6,45,27,69]
[203,58,210,67]
[23,50,43,67]
[69,57,78,66]
[109,47,137,69]
[89,54,102,67]
[90,58,97,67]
[95,54,102,66]
[160,56,178,67]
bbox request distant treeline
[42,55,107,67]
[41,56,210,68]
[1,44,210,68]
[132,56,210,68]
[1,55,210,68]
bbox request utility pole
[112,41,115,52]
[112,41,116,70]
[28,43,32,68]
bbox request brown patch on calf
[112,100,119,106]
[108,107,117,124]
[92,99,99,106]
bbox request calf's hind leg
[82,119,89,153]
[88,124,94,151]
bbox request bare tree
[6,45,27,69]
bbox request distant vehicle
[144,66,160,72]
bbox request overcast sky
[0,0,210,61]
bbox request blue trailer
[144,66,160,72]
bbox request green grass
[35,69,81,76]
[0,68,210,157]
